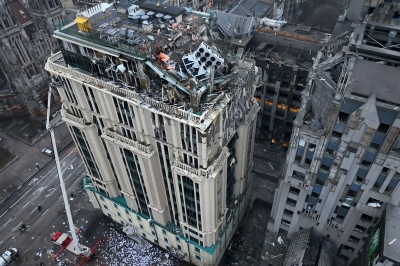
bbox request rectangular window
[289,186,300,195]
[162,229,167,235]
[286,198,297,206]
[195,247,200,253]
[176,236,180,242]
[343,245,354,253]
[177,245,181,250]
[360,214,374,222]
[283,209,294,216]
[164,237,168,243]
[139,224,144,229]
[117,212,121,217]
[195,255,201,261]
[142,233,146,238]
[354,225,367,233]
[385,172,400,195]
[348,235,360,243]
[100,196,105,201]
[103,204,108,210]
[128,218,132,223]
[292,170,305,181]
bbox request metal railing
[103,127,152,154]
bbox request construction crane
[45,85,101,265]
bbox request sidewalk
[0,120,73,205]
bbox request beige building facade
[45,4,260,264]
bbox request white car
[42,148,54,157]
[0,248,18,266]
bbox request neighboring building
[250,25,324,148]
[268,0,400,264]
[45,3,260,265]
[0,0,64,116]
[211,11,257,47]
[209,12,324,148]
[351,204,400,266]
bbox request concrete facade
[268,0,400,264]
[249,31,321,148]
[45,5,260,265]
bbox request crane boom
[46,86,82,255]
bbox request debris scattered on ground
[97,228,174,266]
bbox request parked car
[42,148,54,157]
[0,248,18,266]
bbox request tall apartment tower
[0,0,61,116]
[268,0,400,264]
[45,3,259,265]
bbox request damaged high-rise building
[0,0,65,117]
[268,0,400,264]
[45,3,260,265]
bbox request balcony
[174,161,207,178]
[327,217,345,231]
[102,127,153,156]
[174,147,230,179]
[301,209,320,221]
[63,110,87,126]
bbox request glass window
[385,172,400,195]
[195,255,201,261]
[343,245,355,253]
[348,235,360,243]
[289,186,300,195]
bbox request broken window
[292,170,305,181]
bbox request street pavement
[0,117,72,204]
[0,143,88,265]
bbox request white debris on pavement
[97,228,173,266]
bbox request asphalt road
[0,142,88,265]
